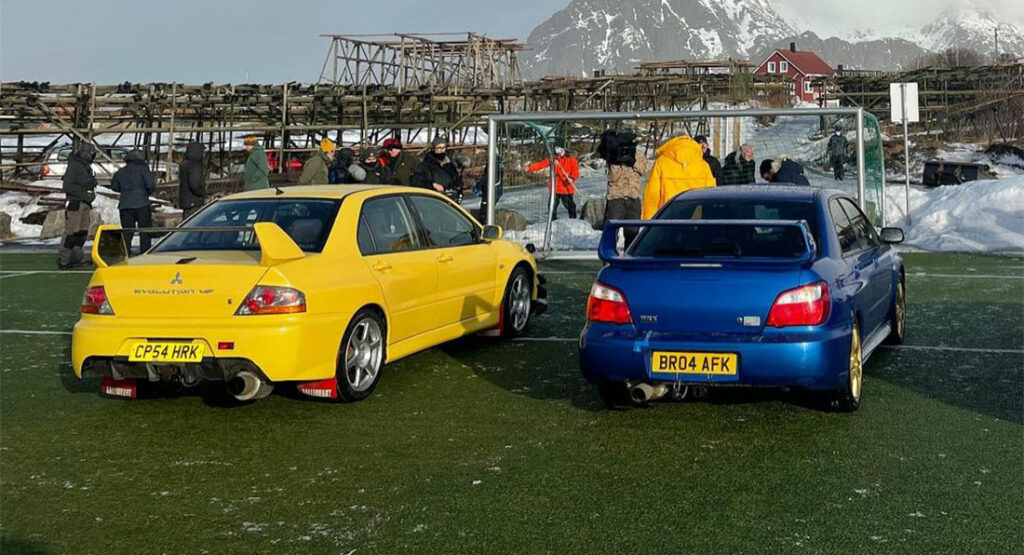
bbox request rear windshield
[630,199,817,259]
[152,198,341,253]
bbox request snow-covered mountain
[918,5,1024,58]
[523,0,1024,77]
[525,0,797,78]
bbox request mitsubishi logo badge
[171,272,183,285]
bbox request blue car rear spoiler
[598,219,818,266]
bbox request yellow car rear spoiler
[92,222,306,268]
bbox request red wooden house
[754,43,835,103]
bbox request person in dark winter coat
[760,156,811,185]
[694,135,723,184]
[826,125,849,181]
[474,155,504,222]
[330,148,356,184]
[351,147,388,185]
[58,143,98,269]
[110,150,157,253]
[179,142,207,218]
[410,136,464,201]
[380,138,419,185]
[721,144,756,185]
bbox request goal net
[468,108,885,257]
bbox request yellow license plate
[128,341,205,363]
[651,351,738,375]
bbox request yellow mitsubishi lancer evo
[72,185,546,403]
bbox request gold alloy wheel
[849,325,863,402]
[895,282,906,339]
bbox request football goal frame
[483,107,886,256]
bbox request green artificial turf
[0,252,1021,554]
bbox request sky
[2,0,1022,83]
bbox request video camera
[597,130,638,167]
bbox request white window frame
[767,61,776,73]
[804,81,814,94]
[779,61,788,73]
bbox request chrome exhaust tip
[227,371,274,402]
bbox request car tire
[884,278,906,345]
[500,267,532,338]
[828,322,863,412]
[597,381,629,408]
[335,309,386,403]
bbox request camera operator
[598,130,651,246]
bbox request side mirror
[482,224,503,241]
[880,227,905,244]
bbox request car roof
[673,185,851,203]
[222,185,424,201]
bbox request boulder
[580,196,607,230]
[154,211,183,228]
[39,210,104,240]
[0,213,11,238]
[494,208,528,232]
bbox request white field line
[0,270,93,276]
[0,329,1019,355]
[0,330,72,336]
[511,336,1023,355]
[541,271,1023,279]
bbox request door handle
[437,254,454,263]
[372,261,392,271]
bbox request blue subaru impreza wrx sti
[579,186,906,412]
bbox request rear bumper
[579,323,852,390]
[72,312,348,383]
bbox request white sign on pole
[890,82,920,123]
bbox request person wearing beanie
[58,143,98,269]
[298,137,336,185]
[410,135,464,201]
[330,147,356,184]
[826,124,849,181]
[694,135,723,184]
[350,146,388,185]
[242,135,270,190]
[379,137,419,185]
[526,146,579,219]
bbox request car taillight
[587,282,632,324]
[41,165,50,176]
[81,286,114,315]
[766,281,831,327]
[235,286,306,315]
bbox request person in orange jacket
[526,147,579,219]
[641,135,716,219]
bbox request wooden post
[279,83,288,173]
[87,83,96,141]
[166,82,177,183]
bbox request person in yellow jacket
[641,135,716,219]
